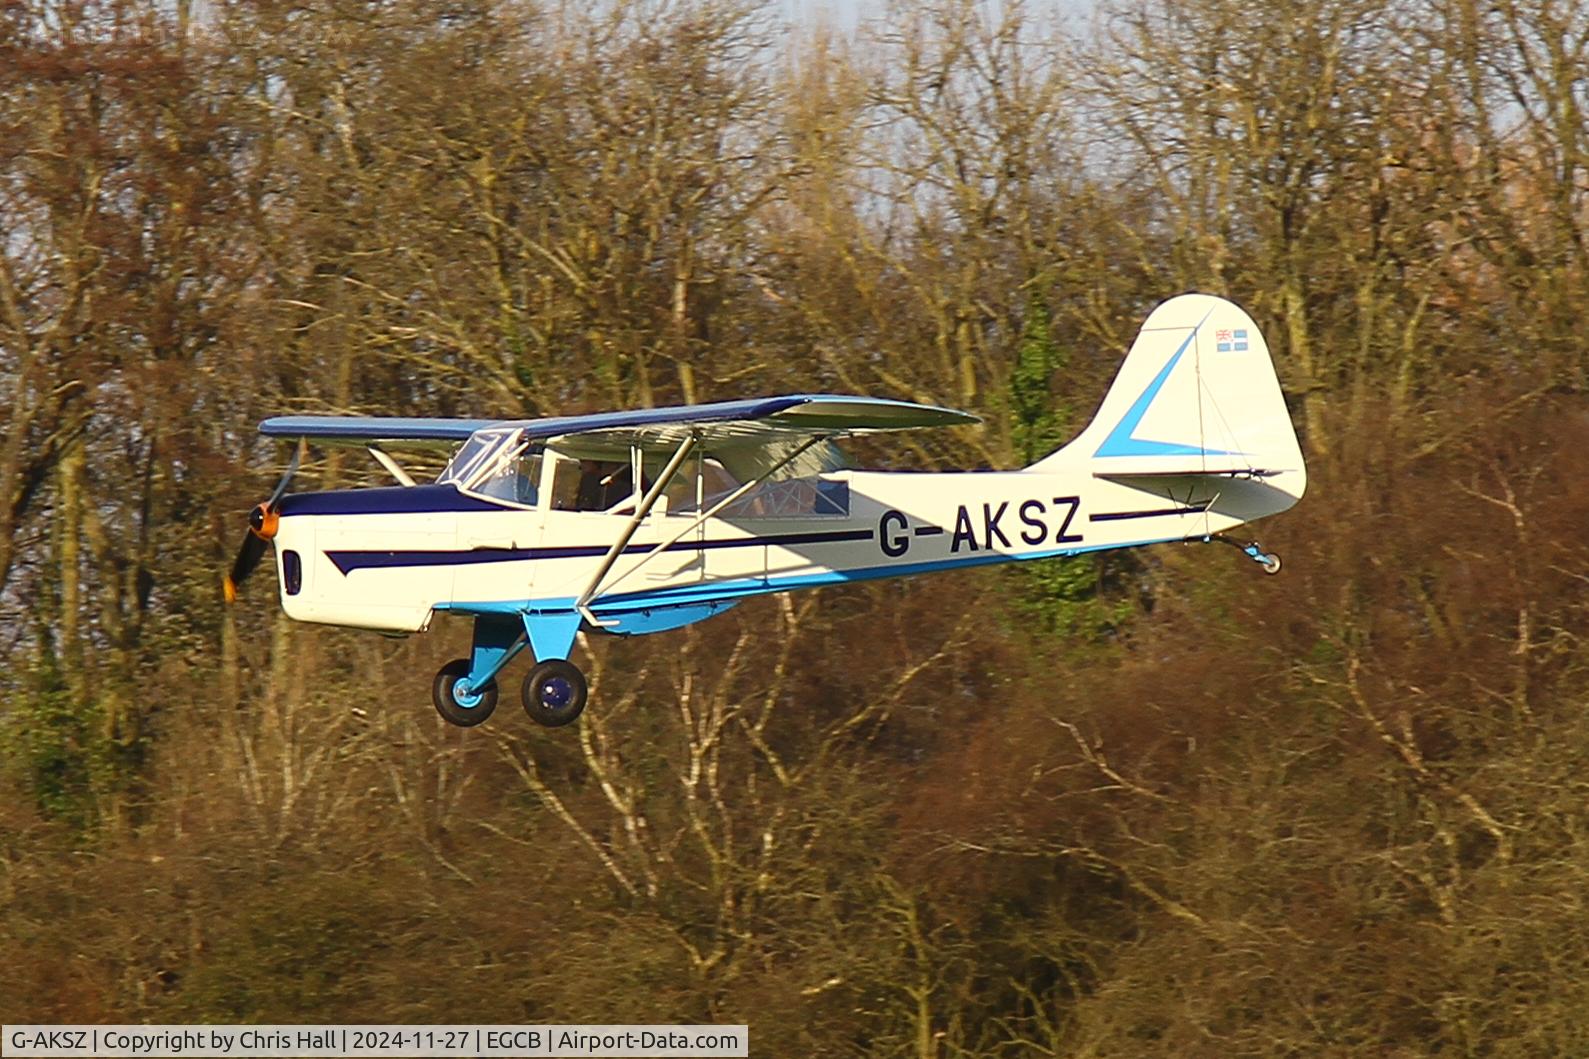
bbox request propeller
[223,442,302,603]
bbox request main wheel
[432,658,499,727]
[522,659,588,728]
[1261,552,1282,575]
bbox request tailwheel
[1208,535,1282,575]
[432,658,499,727]
[522,659,588,728]
[1241,541,1282,575]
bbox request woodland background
[3,0,1589,1054]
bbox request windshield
[439,427,542,507]
[438,427,521,486]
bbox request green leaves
[1009,292,1070,468]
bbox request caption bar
[2,1026,749,1058]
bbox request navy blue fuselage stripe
[278,485,502,516]
[1089,504,1210,522]
[324,527,877,575]
[328,549,534,574]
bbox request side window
[720,476,849,518]
[549,457,636,512]
[548,458,581,511]
[654,460,848,518]
[664,459,740,514]
[474,452,542,507]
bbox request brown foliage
[4,0,1589,1053]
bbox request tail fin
[1030,293,1305,508]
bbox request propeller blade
[267,440,303,509]
[224,440,303,603]
[224,532,269,603]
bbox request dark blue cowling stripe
[327,548,541,574]
[278,484,502,516]
[324,527,876,575]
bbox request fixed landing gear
[522,659,588,727]
[431,613,590,729]
[432,655,590,728]
[433,653,591,729]
[432,658,500,726]
[1207,534,1282,575]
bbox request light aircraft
[225,293,1305,728]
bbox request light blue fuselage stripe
[435,534,1186,621]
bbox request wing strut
[573,433,699,625]
[590,434,828,604]
[366,445,417,487]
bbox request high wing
[528,395,976,461]
[260,395,978,453]
[259,415,500,446]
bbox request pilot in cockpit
[575,460,634,511]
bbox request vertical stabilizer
[1029,293,1306,509]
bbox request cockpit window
[438,427,519,487]
[473,451,542,506]
[663,458,739,514]
[441,430,851,517]
[549,458,639,512]
[661,458,850,518]
[440,428,543,508]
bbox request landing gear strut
[431,612,592,728]
[433,659,499,726]
[432,613,526,728]
[1207,534,1282,575]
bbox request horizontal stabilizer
[1093,467,1286,481]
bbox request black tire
[521,659,588,728]
[432,658,498,727]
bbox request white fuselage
[271,460,1295,635]
[257,293,1309,644]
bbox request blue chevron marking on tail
[1093,315,1235,459]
